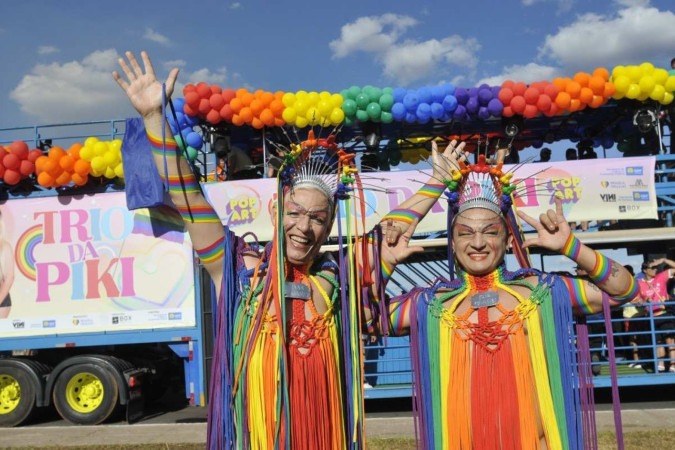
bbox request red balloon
[3,169,20,185]
[536,95,552,112]
[198,98,211,115]
[0,165,5,178]
[222,89,236,104]
[196,82,211,99]
[3,153,20,170]
[210,84,222,95]
[543,83,559,99]
[219,104,234,121]
[184,91,200,108]
[206,109,222,124]
[523,104,538,118]
[512,82,527,96]
[498,88,514,105]
[524,87,539,105]
[501,106,514,118]
[501,80,515,90]
[28,148,43,163]
[19,159,34,176]
[510,96,526,114]
[9,141,29,159]
[209,93,225,111]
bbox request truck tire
[52,363,120,425]
[0,366,37,427]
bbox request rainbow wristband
[147,131,180,156]
[610,276,639,304]
[588,250,612,284]
[382,209,422,225]
[417,182,446,198]
[380,258,394,285]
[561,233,582,260]
[195,236,225,265]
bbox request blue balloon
[443,82,456,96]
[441,112,452,121]
[416,103,431,121]
[393,87,407,103]
[430,102,444,119]
[174,97,186,110]
[418,87,433,104]
[455,87,469,105]
[403,92,420,112]
[405,112,417,123]
[442,95,458,112]
[186,131,203,149]
[431,86,446,103]
[391,102,406,120]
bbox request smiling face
[452,208,510,276]
[280,187,334,266]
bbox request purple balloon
[454,87,469,105]
[478,106,490,120]
[477,88,493,106]
[491,86,501,98]
[430,102,444,119]
[453,104,467,119]
[442,95,458,112]
[487,98,504,116]
[465,96,479,114]
[468,87,478,98]
[391,102,406,120]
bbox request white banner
[203,156,657,241]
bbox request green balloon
[381,111,393,124]
[344,116,353,126]
[356,109,370,122]
[348,86,361,100]
[340,89,350,100]
[342,99,357,116]
[382,86,393,95]
[379,93,394,111]
[355,93,370,109]
[368,87,382,103]
[366,102,382,119]
[186,146,198,161]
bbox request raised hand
[431,140,467,182]
[381,219,423,269]
[517,195,571,252]
[112,51,179,119]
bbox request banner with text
[203,156,657,241]
[0,192,196,338]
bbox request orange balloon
[603,83,616,97]
[37,171,55,188]
[260,92,275,107]
[555,92,571,110]
[569,98,582,112]
[240,92,254,107]
[251,118,264,129]
[71,173,87,186]
[49,146,66,161]
[579,87,594,104]
[239,107,254,123]
[229,98,243,113]
[269,99,285,116]
[60,155,76,171]
[74,159,91,176]
[231,114,245,126]
[55,171,71,186]
[590,95,605,108]
[593,67,610,81]
[273,117,285,127]
[43,159,58,175]
[259,109,275,126]
[573,72,591,87]
[250,99,264,115]
[588,76,605,95]
[552,77,567,92]
[565,81,581,97]
[68,143,83,159]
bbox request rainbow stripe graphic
[15,224,43,281]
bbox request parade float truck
[0,187,209,427]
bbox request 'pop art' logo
[226,185,262,226]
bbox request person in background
[211,156,227,181]
[637,258,675,372]
[565,147,578,160]
[534,147,552,163]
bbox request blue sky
[0,0,673,161]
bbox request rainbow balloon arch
[1,61,674,190]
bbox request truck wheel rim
[0,374,21,415]
[65,372,104,413]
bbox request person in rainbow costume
[112,50,462,449]
[384,146,639,449]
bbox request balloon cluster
[281,90,344,128]
[340,86,392,125]
[500,80,560,118]
[451,85,503,121]
[551,69,615,113]
[79,138,123,180]
[390,84,459,124]
[0,141,41,185]
[611,62,675,105]
[36,144,91,188]
[168,98,203,162]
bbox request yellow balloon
[639,61,655,74]
[653,68,669,85]
[317,100,333,116]
[305,107,321,125]
[84,136,99,147]
[114,163,125,178]
[665,76,675,92]
[79,146,93,161]
[282,92,296,107]
[662,92,674,105]
[625,84,640,99]
[103,151,118,166]
[307,91,320,105]
[295,116,309,128]
[626,66,642,81]
[282,107,297,123]
[330,93,344,108]
[639,76,656,94]
[613,75,630,93]
[650,84,666,102]
[91,156,106,172]
[94,142,108,156]
[330,108,345,125]
[294,99,309,115]
[295,90,309,102]
[104,167,116,179]
[611,65,626,79]
[319,91,332,101]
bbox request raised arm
[113,51,225,288]
[518,196,638,314]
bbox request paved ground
[1,406,674,448]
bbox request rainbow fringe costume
[394,266,598,450]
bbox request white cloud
[478,63,561,86]
[38,46,59,55]
[143,28,170,46]
[330,14,480,86]
[229,2,242,10]
[330,14,418,59]
[164,59,187,70]
[537,4,675,71]
[8,50,227,124]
